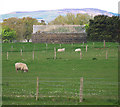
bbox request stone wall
[32,32,87,44]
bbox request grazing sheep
[57,48,65,52]
[75,48,81,52]
[15,63,28,72]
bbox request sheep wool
[75,48,81,52]
[57,48,65,52]
[15,63,28,72]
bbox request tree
[85,24,89,32]
[2,17,43,42]
[22,17,39,42]
[86,15,119,42]
[75,13,91,25]
[2,26,16,43]
[2,17,25,41]
[49,13,91,25]
[65,13,76,25]
[49,15,66,25]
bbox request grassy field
[2,42,118,105]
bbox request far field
[2,42,118,105]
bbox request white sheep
[15,63,28,72]
[57,48,65,52]
[75,48,81,52]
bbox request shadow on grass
[46,57,62,60]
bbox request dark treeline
[86,15,120,42]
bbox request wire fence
[2,42,118,63]
[2,41,119,53]
[2,77,118,101]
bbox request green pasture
[2,42,118,105]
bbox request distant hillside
[1,8,117,23]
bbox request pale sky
[0,0,119,15]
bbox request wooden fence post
[104,40,105,48]
[83,42,84,48]
[80,77,83,102]
[46,43,48,50]
[80,51,82,59]
[11,46,13,51]
[21,49,22,56]
[86,45,87,52]
[7,52,8,60]
[36,77,39,101]
[60,44,61,48]
[54,47,56,60]
[106,50,108,59]
[33,51,34,60]
[93,42,94,48]
[71,43,73,47]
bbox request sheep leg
[16,68,18,72]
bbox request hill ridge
[1,8,118,23]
